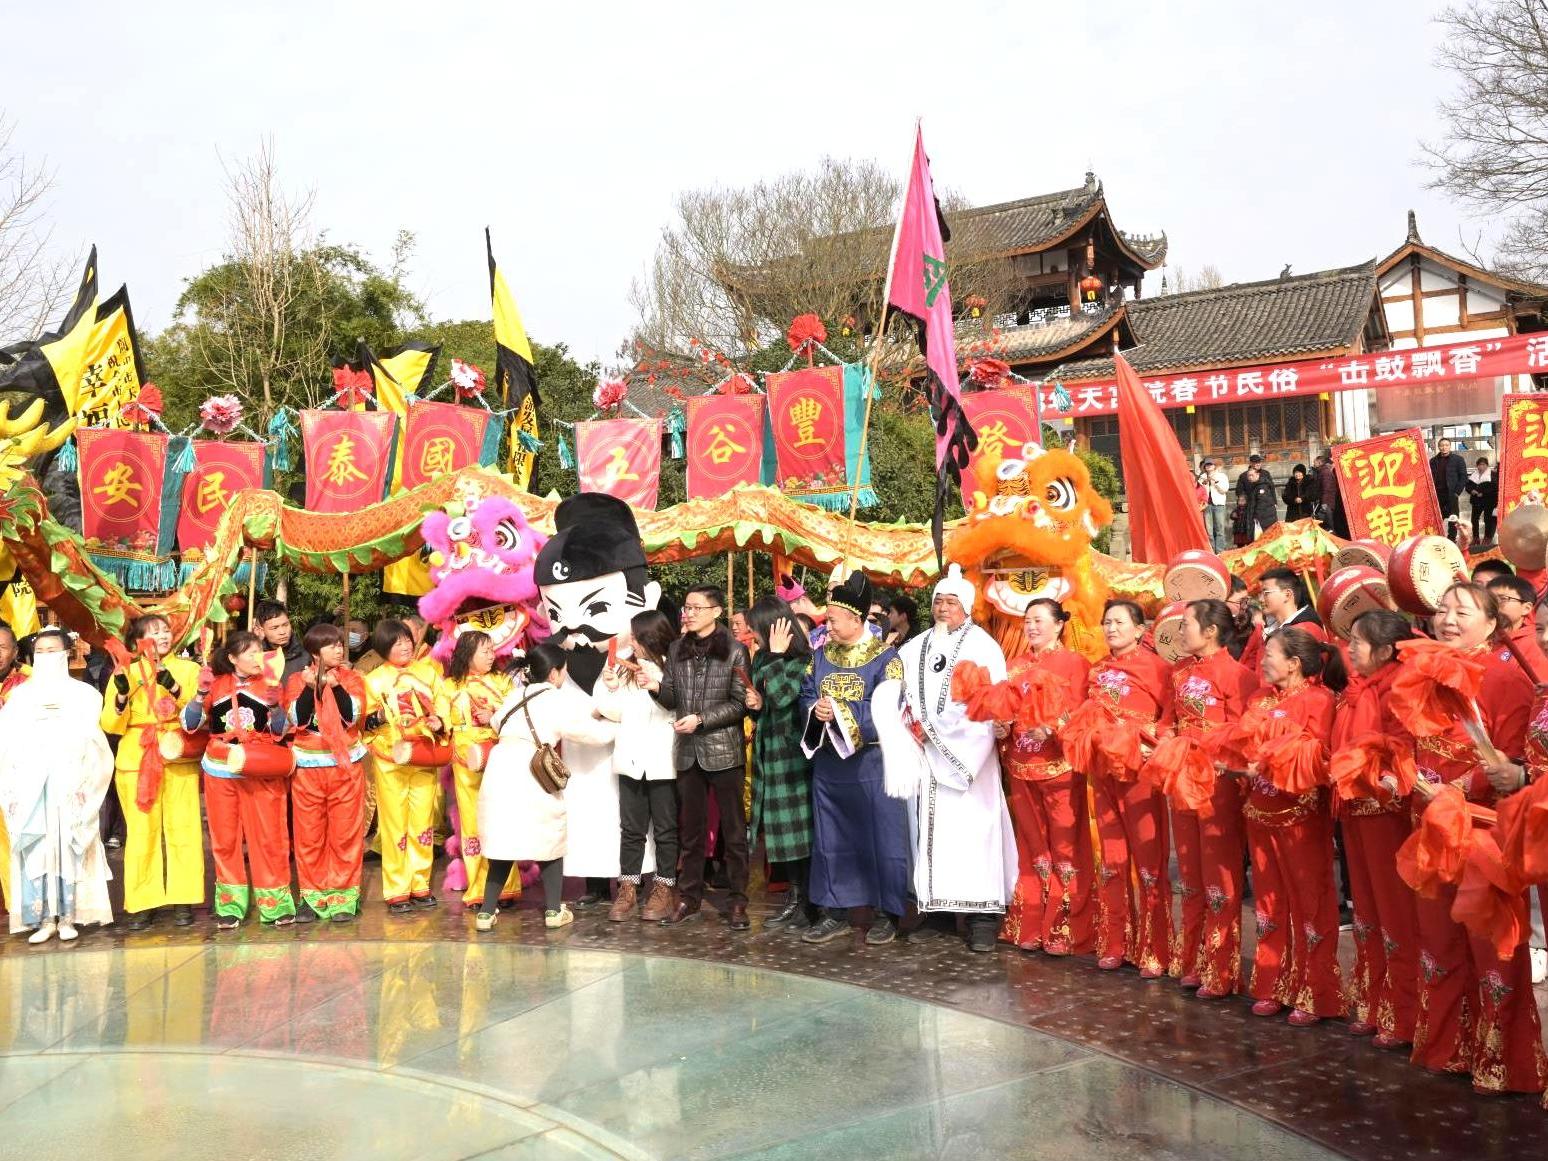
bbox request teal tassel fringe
[794,488,878,512]
[516,428,542,453]
[178,559,267,588]
[668,405,686,459]
[266,408,296,472]
[557,431,574,471]
[1051,384,1072,412]
[172,437,196,473]
[90,553,180,593]
[55,434,78,471]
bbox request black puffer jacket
[655,625,750,772]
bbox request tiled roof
[958,304,1126,362]
[942,175,1167,268]
[1048,261,1381,381]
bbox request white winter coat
[592,661,677,782]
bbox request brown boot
[607,880,637,923]
[640,880,676,923]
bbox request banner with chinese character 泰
[77,427,188,590]
[961,387,1040,502]
[397,400,496,492]
[575,416,662,509]
[1333,427,1443,545]
[769,365,847,506]
[686,394,765,501]
[177,440,266,554]
[1498,393,1548,516]
[1045,331,1548,419]
[301,409,398,513]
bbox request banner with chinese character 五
[1497,394,1548,517]
[575,416,662,510]
[1332,427,1443,545]
[768,366,847,507]
[686,394,764,501]
[961,387,1040,503]
[300,410,398,514]
[76,426,188,590]
[177,440,266,554]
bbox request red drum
[391,738,454,767]
[1151,600,1192,664]
[461,740,495,772]
[158,728,208,762]
[1316,566,1393,640]
[1163,550,1230,603]
[1387,534,1468,615]
[226,739,295,779]
[1333,540,1392,574]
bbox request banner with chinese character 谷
[1497,394,1548,516]
[961,387,1040,503]
[768,365,847,506]
[301,409,398,513]
[397,401,496,492]
[686,394,765,501]
[1333,427,1443,545]
[77,427,187,590]
[177,440,266,554]
[575,416,662,509]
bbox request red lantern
[1079,274,1104,303]
[222,593,247,618]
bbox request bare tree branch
[0,111,77,341]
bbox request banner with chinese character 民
[769,365,847,507]
[961,387,1040,503]
[575,416,662,510]
[301,409,398,513]
[76,427,188,591]
[177,440,266,555]
[686,394,764,501]
[1498,394,1548,516]
[1333,427,1443,545]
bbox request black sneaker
[412,894,438,910]
[388,901,414,915]
[801,914,849,944]
[865,915,898,946]
[967,917,999,954]
[126,909,154,932]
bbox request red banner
[1043,331,1548,419]
[768,366,846,494]
[686,394,765,501]
[1333,428,1443,544]
[397,401,492,491]
[1498,393,1548,517]
[177,441,265,553]
[301,409,397,513]
[575,416,661,509]
[77,428,168,553]
[962,387,1040,491]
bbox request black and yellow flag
[77,284,147,428]
[0,246,100,426]
[486,229,541,489]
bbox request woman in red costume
[1149,598,1258,999]
[1404,581,1545,1094]
[1066,599,1174,976]
[1239,628,1345,1026]
[1333,609,1420,1050]
[999,598,1093,955]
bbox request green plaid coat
[748,652,814,862]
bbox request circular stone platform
[0,941,1336,1160]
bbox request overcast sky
[6,1,1465,366]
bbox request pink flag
[886,125,976,558]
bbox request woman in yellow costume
[99,614,204,930]
[363,618,446,912]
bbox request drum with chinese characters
[1163,550,1231,603]
[1333,540,1392,574]
[1388,534,1468,615]
[226,739,296,779]
[461,739,495,773]
[158,728,208,763]
[1317,566,1393,640]
[391,738,454,767]
[1151,600,1192,664]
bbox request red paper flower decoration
[719,374,754,396]
[332,366,374,408]
[450,358,487,399]
[593,377,628,410]
[122,383,164,426]
[968,358,1011,387]
[786,313,826,355]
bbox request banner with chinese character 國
[1497,394,1548,517]
[1333,427,1443,545]
[686,394,765,501]
[575,416,661,510]
[961,387,1040,504]
[300,409,398,514]
[76,426,189,591]
[176,441,267,555]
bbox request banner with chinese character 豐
[300,409,398,513]
[575,416,662,509]
[177,440,266,554]
[397,401,496,492]
[961,387,1040,503]
[1333,427,1443,545]
[769,365,847,506]
[77,427,187,590]
[686,394,764,501]
[1497,394,1548,516]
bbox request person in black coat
[1281,463,1319,521]
[1465,456,1499,546]
[1429,438,1467,542]
[1236,456,1279,538]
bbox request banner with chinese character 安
[961,387,1040,503]
[177,440,266,554]
[575,416,661,510]
[77,427,187,590]
[1498,394,1548,516]
[686,394,764,501]
[1333,427,1443,545]
[301,409,398,513]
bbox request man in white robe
[0,629,115,942]
[874,564,1017,953]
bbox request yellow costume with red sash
[364,658,444,904]
[436,672,520,906]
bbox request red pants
[1343,810,1419,1041]
[292,762,366,919]
[1002,772,1093,954]
[205,774,295,921]
[1171,778,1244,993]
[1001,777,1048,948]
[1092,774,1172,974]
[1245,813,1344,1016]
[1413,884,1548,1093]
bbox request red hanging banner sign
[301,409,397,513]
[397,400,492,491]
[575,416,661,510]
[961,387,1040,499]
[685,394,764,501]
[1497,393,1548,517]
[76,428,169,554]
[1333,427,1444,545]
[177,440,265,553]
[768,365,845,496]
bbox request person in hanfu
[0,628,115,943]
[798,569,911,946]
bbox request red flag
[575,416,661,510]
[768,367,846,499]
[77,428,169,553]
[397,400,493,491]
[1333,429,1444,545]
[686,394,764,500]
[301,410,397,513]
[177,440,265,552]
[1114,354,1209,563]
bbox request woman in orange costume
[1150,599,1258,999]
[1067,599,1173,976]
[286,623,369,922]
[1333,609,1420,1050]
[1239,628,1345,1025]
[182,631,295,929]
[1404,582,1545,1095]
[999,598,1093,956]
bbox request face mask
[348,633,364,650]
[31,651,70,685]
